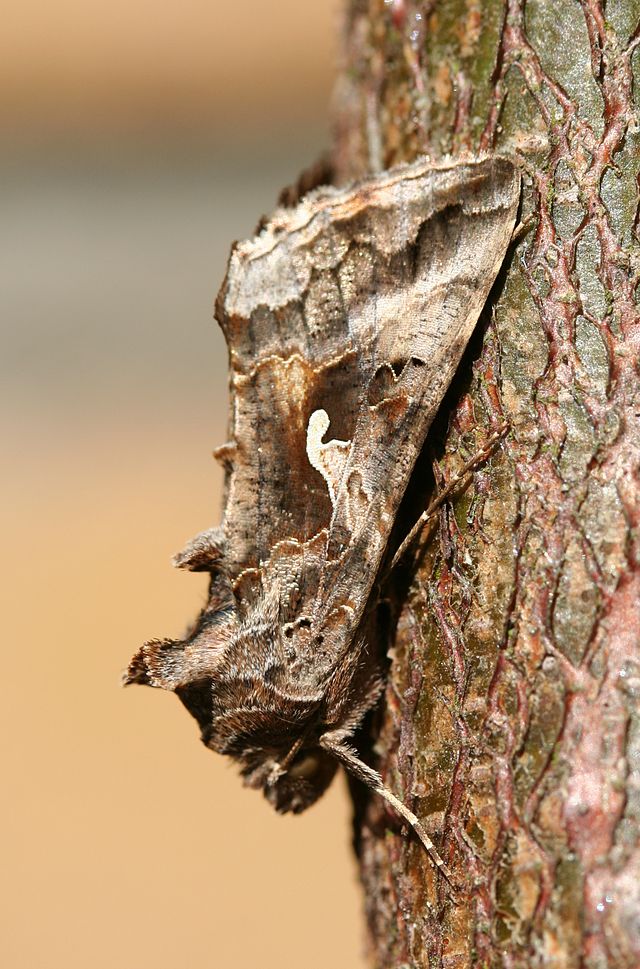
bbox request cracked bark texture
[330,2,640,966]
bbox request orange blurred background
[2,3,368,967]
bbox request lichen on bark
[332,1,640,966]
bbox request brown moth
[125,156,519,879]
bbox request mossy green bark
[333,2,640,966]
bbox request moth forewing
[127,155,520,876]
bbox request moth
[126,156,519,879]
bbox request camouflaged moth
[125,156,520,881]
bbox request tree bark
[331,2,640,966]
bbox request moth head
[197,614,336,812]
[210,635,384,814]
[240,745,338,814]
[125,568,382,815]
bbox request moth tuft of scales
[125,155,520,884]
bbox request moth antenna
[320,736,458,891]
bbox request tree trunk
[331,2,640,966]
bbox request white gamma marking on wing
[306,409,351,507]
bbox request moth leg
[320,736,458,891]
[387,424,509,575]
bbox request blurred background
[2,2,368,967]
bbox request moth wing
[314,158,520,640]
[216,157,519,628]
[216,181,370,578]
